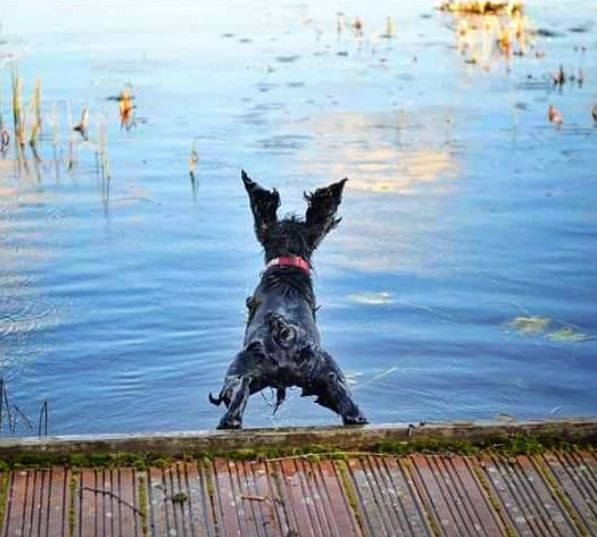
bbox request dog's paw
[217,416,242,430]
[342,414,368,426]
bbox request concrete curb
[0,417,595,457]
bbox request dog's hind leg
[215,375,253,429]
[314,375,368,425]
[307,350,367,425]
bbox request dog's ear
[304,178,348,250]
[241,170,280,245]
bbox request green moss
[374,433,577,457]
[0,433,587,470]
[335,460,365,533]
[200,458,215,499]
[472,465,516,537]
[0,471,9,533]
[68,473,78,537]
[401,458,442,537]
[137,474,148,537]
[535,459,589,536]
[375,437,480,456]
[171,492,188,504]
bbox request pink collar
[266,255,310,273]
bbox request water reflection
[299,111,459,193]
[0,0,595,433]
[446,2,537,68]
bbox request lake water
[0,0,595,435]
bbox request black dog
[209,171,368,429]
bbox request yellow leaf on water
[547,327,589,343]
[508,316,550,335]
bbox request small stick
[0,379,14,434]
[12,405,33,433]
[37,401,49,437]
[80,487,145,517]
[241,494,268,502]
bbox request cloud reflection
[294,111,460,273]
[298,111,459,194]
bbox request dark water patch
[256,134,313,153]
[515,79,552,90]
[533,28,566,38]
[568,23,593,33]
[275,54,300,63]
[256,82,277,93]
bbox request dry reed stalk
[49,103,61,178]
[73,105,89,140]
[439,0,523,15]
[98,114,111,180]
[28,82,42,158]
[33,78,42,132]
[11,67,25,149]
[0,86,9,152]
[188,139,199,179]
[119,85,134,128]
[66,102,77,171]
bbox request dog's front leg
[216,375,252,430]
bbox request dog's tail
[208,392,223,406]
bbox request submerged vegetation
[0,378,49,438]
[1,68,114,198]
[439,1,523,16]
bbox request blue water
[0,0,595,435]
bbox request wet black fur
[208,170,368,429]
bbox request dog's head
[241,170,347,262]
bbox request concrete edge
[0,417,595,457]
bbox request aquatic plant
[381,17,395,38]
[33,78,42,134]
[28,79,43,162]
[73,105,89,140]
[118,85,134,128]
[188,139,199,180]
[10,66,25,160]
[509,316,550,335]
[0,86,9,152]
[447,0,533,67]
[97,114,111,181]
[547,327,589,343]
[0,378,50,438]
[439,0,523,16]
[553,64,566,86]
[548,104,563,126]
[0,129,8,152]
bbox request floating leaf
[347,292,393,305]
[546,327,589,343]
[508,316,550,335]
